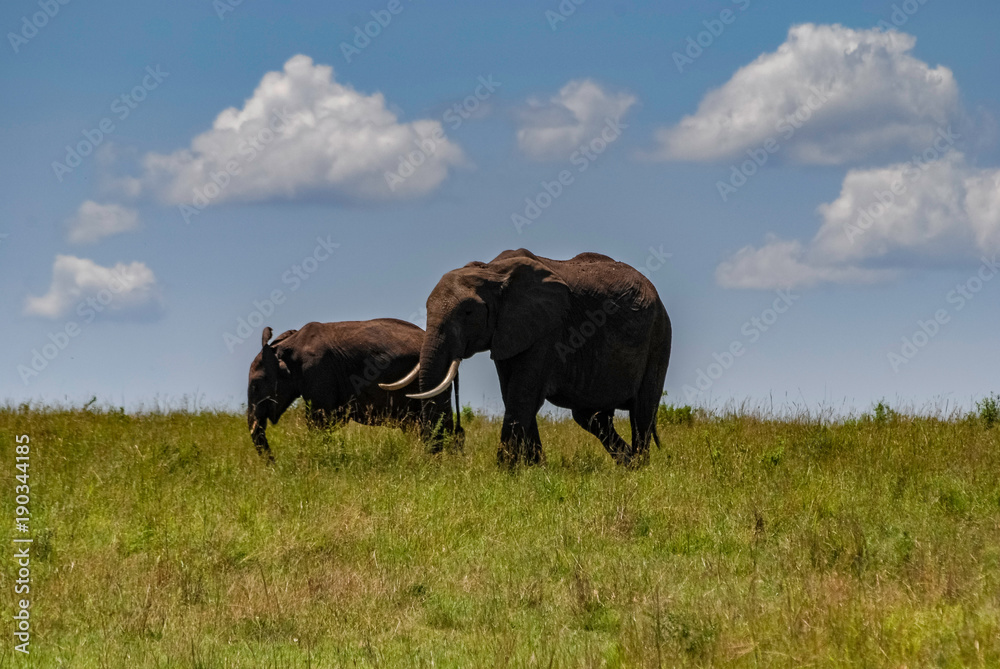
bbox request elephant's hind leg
[629,363,668,467]
[572,408,631,466]
[628,403,657,468]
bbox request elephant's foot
[498,417,522,467]
[497,442,519,468]
[524,441,545,466]
[608,449,631,468]
[425,434,445,455]
[497,443,545,469]
[450,427,466,454]
[497,442,545,468]
[624,449,649,470]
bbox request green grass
[2,403,1000,667]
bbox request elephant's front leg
[498,412,544,467]
[495,357,547,467]
[523,417,544,465]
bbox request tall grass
[1,402,999,667]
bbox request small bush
[658,404,694,426]
[761,445,784,467]
[864,400,898,425]
[977,393,999,429]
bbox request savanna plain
[2,399,1000,667]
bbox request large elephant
[382,249,671,467]
[247,319,460,461]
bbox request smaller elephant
[247,319,460,461]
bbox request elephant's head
[382,252,570,402]
[247,327,298,461]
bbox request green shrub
[977,393,999,429]
[864,399,898,425]
[658,404,694,426]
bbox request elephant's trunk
[247,402,274,463]
[416,325,458,441]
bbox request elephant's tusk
[407,359,460,399]
[379,363,420,391]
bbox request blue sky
[2,0,999,414]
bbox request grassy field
[2,401,1000,667]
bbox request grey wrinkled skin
[247,319,458,462]
[416,249,671,468]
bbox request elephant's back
[293,319,423,360]
[550,255,671,365]
[352,318,424,356]
[290,320,424,413]
[551,256,664,313]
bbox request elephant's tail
[652,426,662,450]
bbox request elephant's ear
[260,331,279,372]
[259,328,291,377]
[491,260,570,361]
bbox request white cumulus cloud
[716,152,1000,289]
[25,255,162,320]
[654,24,962,165]
[67,201,139,244]
[516,79,636,160]
[131,55,464,205]
[716,237,898,289]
